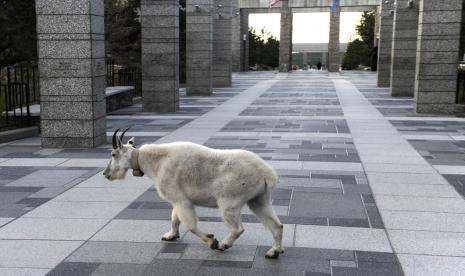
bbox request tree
[0,0,37,66]
[342,11,375,70]
[248,28,279,70]
[104,0,141,65]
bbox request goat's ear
[127,137,135,147]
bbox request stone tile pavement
[0,71,464,275]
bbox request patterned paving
[3,71,465,275]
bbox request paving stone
[0,218,108,240]
[0,268,50,276]
[66,241,162,264]
[389,230,465,256]
[53,187,147,202]
[397,254,465,276]
[0,240,83,268]
[142,259,203,276]
[24,201,130,219]
[91,263,147,276]
[7,169,88,187]
[295,225,392,252]
[290,193,367,219]
[46,262,100,276]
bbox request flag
[332,0,338,12]
[270,0,281,8]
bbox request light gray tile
[0,158,68,167]
[54,187,147,202]
[375,195,465,213]
[367,172,447,185]
[0,217,14,227]
[0,268,50,276]
[0,240,83,268]
[0,218,107,240]
[67,241,162,264]
[390,230,465,256]
[398,254,465,276]
[24,201,130,219]
[370,183,460,198]
[383,211,465,232]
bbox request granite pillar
[240,9,249,72]
[36,0,106,148]
[141,0,179,112]
[328,2,341,72]
[414,0,464,114]
[279,0,293,72]
[212,0,232,87]
[186,0,213,95]
[231,0,241,72]
[377,0,395,87]
[390,0,419,97]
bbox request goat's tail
[263,168,278,193]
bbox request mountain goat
[103,129,284,258]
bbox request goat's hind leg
[217,200,244,251]
[248,193,284,259]
[162,206,181,241]
[175,203,220,250]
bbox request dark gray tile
[201,260,253,268]
[46,262,100,276]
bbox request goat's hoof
[265,249,280,259]
[161,235,180,241]
[218,243,230,251]
[209,238,219,250]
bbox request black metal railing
[0,83,32,129]
[106,60,142,97]
[0,62,38,130]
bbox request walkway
[0,71,464,275]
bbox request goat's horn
[120,128,130,144]
[112,128,120,149]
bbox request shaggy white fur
[104,138,284,258]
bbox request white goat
[103,129,284,258]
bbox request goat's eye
[111,153,116,157]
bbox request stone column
[279,0,293,72]
[328,1,341,72]
[36,0,106,148]
[240,9,249,72]
[186,0,213,95]
[377,0,395,87]
[141,0,179,112]
[231,0,241,72]
[390,0,419,97]
[212,0,232,87]
[414,0,463,114]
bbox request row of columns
[36,0,343,147]
[378,0,464,114]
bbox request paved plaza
[1,71,465,275]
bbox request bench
[6,86,134,116]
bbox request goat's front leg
[162,207,180,241]
[175,203,219,250]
